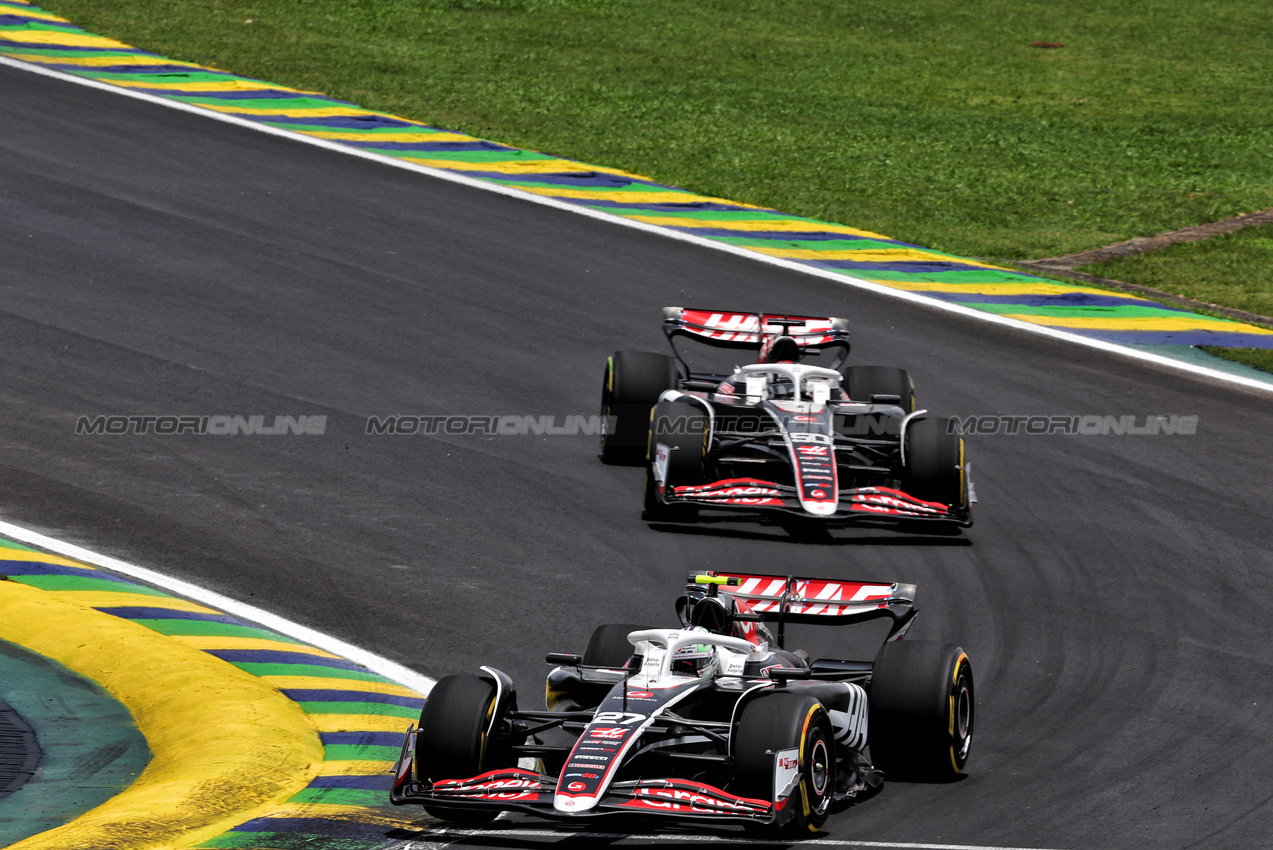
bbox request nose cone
[554,793,599,813]
[802,500,837,517]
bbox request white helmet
[672,627,719,678]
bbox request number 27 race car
[600,308,972,527]
[390,571,975,835]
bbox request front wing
[390,726,792,826]
[666,478,970,524]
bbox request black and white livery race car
[599,308,972,526]
[390,571,975,835]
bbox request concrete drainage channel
[0,535,429,850]
[0,693,41,803]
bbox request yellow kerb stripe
[306,714,415,734]
[0,31,133,48]
[0,581,322,850]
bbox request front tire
[601,351,679,464]
[869,641,974,782]
[415,674,515,824]
[643,400,707,519]
[904,416,968,511]
[734,693,835,834]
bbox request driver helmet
[761,334,801,364]
[671,627,719,678]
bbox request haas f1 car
[390,572,975,834]
[599,308,972,526]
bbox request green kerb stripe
[324,744,402,761]
[226,662,394,682]
[0,539,37,552]
[10,575,169,595]
[0,21,75,32]
[287,786,384,806]
[296,701,417,718]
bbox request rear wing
[662,307,851,368]
[683,571,917,646]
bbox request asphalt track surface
[2,62,1272,849]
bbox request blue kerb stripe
[305,775,392,791]
[227,817,391,838]
[810,258,1001,273]
[204,649,370,670]
[134,89,326,101]
[0,14,77,27]
[262,115,419,129]
[93,606,250,624]
[319,731,405,747]
[923,292,1181,309]
[556,198,752,213]
[0,560,128,580]
[347,139,516,153]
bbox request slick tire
[735,692,835,835]
[903,416,968,510]
[601,351,679,465]
[868,640,974,782]
[643,400,706,520]
[844,365,915,410]
[582,623,644,668]
[414,674,514,824]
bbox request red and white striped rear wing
[688,572,917,636]
[662,307,851,356]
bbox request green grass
[1079,224,1273,318]
[30,0,1273,345]
[1079,223,1273,373]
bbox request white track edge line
[3,55,1271,397]
[0,517,436,695]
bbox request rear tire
[845,365,915,410]
[582,623,643,668]
[734,692,835,834]
[601,351,678,464]
[869,641,974,782]
[415,674,514,824]
[903,417,968,510]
